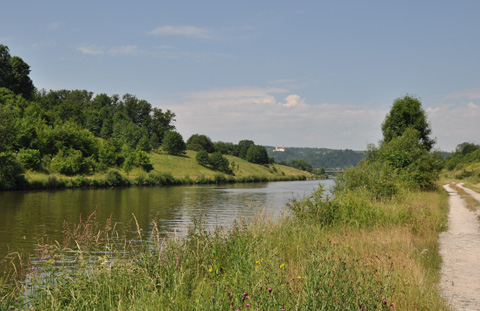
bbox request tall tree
[0,45,35,100]
[381,95,435,150]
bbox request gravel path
[439,183,480,310]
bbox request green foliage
[52,149,89,176]
[135,149,154,172]
[195,149,210,166]
[0,45,35,99]
[0,151,26,189]
[236,139,255,159]
[105,170,127,186]
[445,142,480,170]
[99,139,124,167]
[186,134,215,153]
[16,148,41,170]
[209,152,231,173]
[213,141,236,155]
[280,159,313,172]
[246,145,269,164]
[381,95,435,151]
[162,131,186,155]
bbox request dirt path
[439,183,480,310]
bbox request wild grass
[0,185,449,310]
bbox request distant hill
[266,146,366,169]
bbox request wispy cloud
[77,44,140,56]
[77,45,104,55]
[148,25,214,39]
[446,88,480,100]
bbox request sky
[1,1,479,152]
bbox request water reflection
[0,179,334,261]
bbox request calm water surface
[0,179,334,261]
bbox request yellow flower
[297,276,303,279]
[208,268,213,273]
[256,260,260,264]
[261,258,265,262]
[279,264,285,269]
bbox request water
[0,179,334,262]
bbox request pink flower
[246,303,251,307]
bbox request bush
[17,148,42,170]
[209,152,231,173]
[105,170,127,186]
[0,151,26,190]
[135,149,154,172]
[52,149,88,175]
[196,150,210,166]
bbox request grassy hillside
[24,150,315,189]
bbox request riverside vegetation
[0,95,452,310]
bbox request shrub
[195,150,210,166]
[17,148,41,170]
[52,149,88,176]
[209,152,231,173]
[105,170,126,186]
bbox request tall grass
[1,184,449,310]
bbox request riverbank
[0,184,450,310]
[14,150,320,191]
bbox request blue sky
[1,1,479,151]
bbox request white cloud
[282,94,305,107]
[426,101,480,151]
[159,86,386,149]
[148,25,214,39]
[77,45,104,55]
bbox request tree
[186,134,215,153]
[196,150,210,166]
[162,131,186,155]
[246,145,269,164]
[235,140,255,159]
[209,152,231,173]
[381,95,435,151]
[0,45,35,100]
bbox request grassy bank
[21,150,315,190]
[1,185,449,310]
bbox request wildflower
[390,302,395,307]
[246,303,251,307]
[297,276,303,279]
[279,263,285,268]
[208,268,213,273]
[268,288,272,292]
[256,260,260,264]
